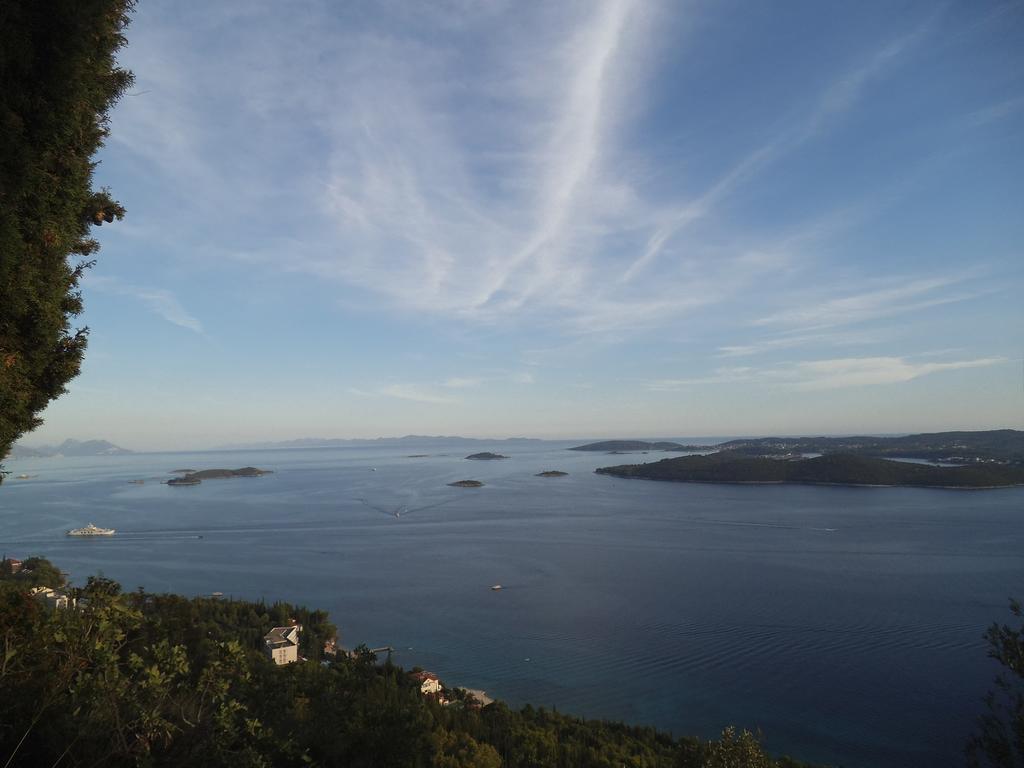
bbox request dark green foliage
[0,555,65,588]
[0,0,134,478]
[968,599,1024,768]
[597,452,1024,488]
[0,570,820,767]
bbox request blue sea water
[2,441,1022,768]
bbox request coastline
[596,473,1024,491]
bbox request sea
[2,440,1022,768]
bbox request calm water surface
[2,442,1022,768]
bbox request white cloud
[788,356,1006,391]
[443,377,484,388]
[753,275,984,331]
[646,356,1006,391]
[620,26,929,284]
[378,384,456,404]
[86,276,203,333]
[717,331,877,357]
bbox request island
[465,452,509,460]
[448,480,484,487]
[570,440,689,452]
[536,470,568,477]
[168,467,272,486]
[596,452,1024,489]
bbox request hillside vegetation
[0,561,816,767]
[597,452,1024,488]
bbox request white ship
[67,523,115,536]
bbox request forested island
[167,467,272,486]
[0,558,818,767]
[570,440,689,452]
[466,452,509,460]
[596,452,1024,489]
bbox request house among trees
[323,635,339,657]
[410,670,443,696]
[2,557,23,574]
[30,585,75,610]
[264,624,301,665]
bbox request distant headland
[596,452,1024,489]
[576,430,1024,463]
[570,440,690,452]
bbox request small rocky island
[168,467,272,486]
[448,480,484,488]
[596,452,1024,489]
[465,452,509,460]
[536,470,568,477]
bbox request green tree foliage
[968,599,1024,768]
[0,0,135,477]
[0,555,65,588]
[0,567,820,767]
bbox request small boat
[491,584,503,591]
[67,523,115,536]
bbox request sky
[28,0,1024,450]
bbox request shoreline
[597,473,1024,491]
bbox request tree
[0,0,135,479]
[700,727,775,768]
[968,599,1024,768]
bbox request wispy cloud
[379,384,456,405]
[717,331,878,358]
[964,96,1024,128]
[442,371,534,388]
[788,356,1006,391]
[442,377,484,389]
[620,25,929,284]
[646,355,1006,391]
[753,275,985,331]
[86,276,204,333]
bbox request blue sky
[30,0,1024,449]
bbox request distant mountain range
[7,439,132,459]
[218,435,549,450]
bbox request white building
[30,586,75,610]
[410,670,443,696]
[264,624,301,665]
